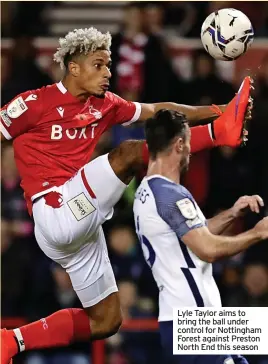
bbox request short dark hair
[145,109,188,159]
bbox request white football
[201,8,254,61]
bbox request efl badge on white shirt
[176,198,197,219]
[7,97,28,118]
[67,193,96,221]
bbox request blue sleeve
[148,179,205,239]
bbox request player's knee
[110,140,144,170]
[123,139,144,166]
[108,140,144,184]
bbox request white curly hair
[54,27,112,69]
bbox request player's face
[78,50,112,98]
[180,127,191,173]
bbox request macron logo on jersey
[56,107,64,118]
[25,94,38,102]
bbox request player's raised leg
[108,77,253,181]
[109,76,254,174]
[96,75,253,189]
[212,76,253,147]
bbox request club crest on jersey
[176,198,197,219]
[7,96,28,118]
[75,106,102,124]
[89,106,102,119]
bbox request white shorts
[33,154,127,307]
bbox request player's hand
[231,195,264,218]
[253,216,268,240]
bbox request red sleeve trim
[0,122,12,140]
[122,102,142,126]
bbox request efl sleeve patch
[176,198,197,219]
[7,96,28,118]
[0,110,12,127]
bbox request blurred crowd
[1,2,268,364]
[1,1,268,38]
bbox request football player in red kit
[1,28,252,363]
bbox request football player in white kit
[133,109,268,364]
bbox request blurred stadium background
[1,1,268,364]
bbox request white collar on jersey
[146,175,175,184]
[56,81,67,94]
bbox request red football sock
[142,124,214,165]
[190,124,214,153]
[11,308,90,354]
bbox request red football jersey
[0,82,141,212]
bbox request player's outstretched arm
[138,103,224,126]
[207,195,264,235]
[137,77,253,150]
[150,182,266,264]
[182,217,268,263]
